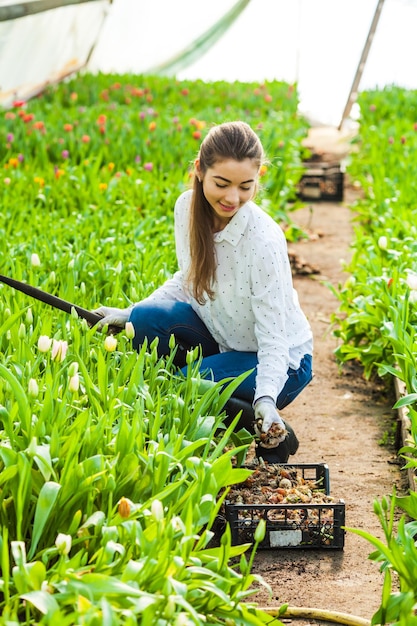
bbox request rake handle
[0,273,114,330]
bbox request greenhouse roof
[2,0,417,126]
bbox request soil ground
[248,127,409,624]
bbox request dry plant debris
[226,462,334,506]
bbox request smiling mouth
[219,203,236,212]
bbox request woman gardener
[95,121,313,463]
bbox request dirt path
[249,128,408,624]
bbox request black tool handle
[0,274,122,334]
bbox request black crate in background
[297,161,344,202]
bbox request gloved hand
[254,397,287,448]
[93,306,132,330]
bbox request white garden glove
[93,306,132,330]
[254,397,287,448]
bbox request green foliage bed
[0,73,308,624]
[334,85,417,626]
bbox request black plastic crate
[297,160,344,201]
[221,463,345,550]
[225,500,345,550]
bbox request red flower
[13,100,25,108]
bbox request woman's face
[196,158,259,231]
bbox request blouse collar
[213,201,252,245]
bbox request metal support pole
[338,0,385,130]
[0,0,106,22]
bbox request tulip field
[334,86,417,624]
[1,72,417,624]
[0,74,309,624]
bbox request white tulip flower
[55,533,71,556]
[51,339,68,362]
[69,373,80,393]
[378,236,388,250]
[38,335,52,352]
[125,321,135,339]
[31,253,41,267]
[406,272,417,291]
[28,378,39,398]
[104,335,118,352]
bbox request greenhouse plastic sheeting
[0,0,109,107]
[2,0,417,125]
[88,0,409,126]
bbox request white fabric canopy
[2,0,417,126]
[0,0,109,105]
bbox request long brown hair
[187,121,264,304]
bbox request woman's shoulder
[247,200,286,240]
[175,188,193,211]
[174,189,192,231]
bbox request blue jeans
[129,300,312,407]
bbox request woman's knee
[129,301,152,328]
[128,300,206,355]
[129,300,178,350]
[129,301,158,342]
[276,354,313,409]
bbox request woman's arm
[250,229,297,402]
[144,191,192,303]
